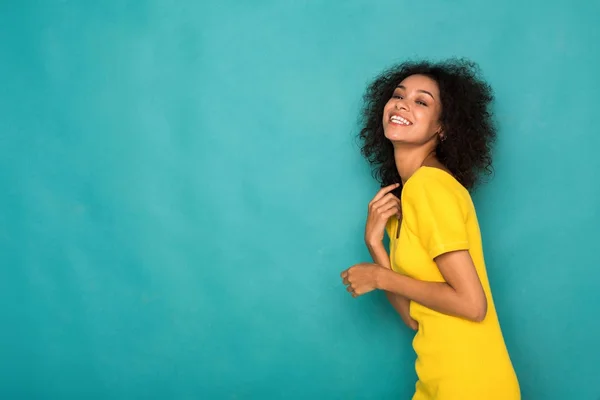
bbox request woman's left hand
[341,263,384,297]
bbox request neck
[393,143,437,185]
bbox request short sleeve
[402,172,469,259]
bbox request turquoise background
[1,1,599,399]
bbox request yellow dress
[386,166,520,400]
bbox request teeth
[390,115,411,125]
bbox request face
[382,74,443,145]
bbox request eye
[392,94,403,99]
[416,100,428,106]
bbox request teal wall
[1,1,599,399]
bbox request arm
[343,174,487,323]
[362,183,417,331]
[376,249,487,322]
[385,288,419,330]
[377,170,487,322]
[366,240,418,330]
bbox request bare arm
[362,183,418,330]
[375,250,487,322]
[366,240,418,330]
[344,177,486,323]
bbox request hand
[341,262,384,298]
[364,183,401,245]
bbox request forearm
[367,240,417,330]
[365,240,392,270]
[376,268,486,322]
[386,292,418,330]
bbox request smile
[390,114,413,126]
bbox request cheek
[383,101,393,114]
[382,103,393,121]
[415,109,436,126]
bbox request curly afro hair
[358,58,496,195]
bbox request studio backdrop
[1,1,598,399]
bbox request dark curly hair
[358,58,496,195]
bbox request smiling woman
[341,59,520,399]
[356,59,497,198]
[384,75,444,146]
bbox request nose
[394,97,408,111]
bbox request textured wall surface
[1,1,599,399]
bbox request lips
[389,114,413,126]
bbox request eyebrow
[396,84,436,100]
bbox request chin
[383,130,406,142]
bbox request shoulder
[402,167,470,211]
[403,167,462,197]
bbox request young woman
[340,59,520,399]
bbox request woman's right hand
[364,183,402,245]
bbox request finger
[370,193,401,213]
[370,185,400,205]
[382,207,400,220]
[370,183,400,204]
[340,270,348,278]
[346,285,353,293]
[371,202,401,222]
[373,199,400,215]
[372,192,400,207]
[376,191,401,202]
[342,277,349,285]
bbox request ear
[436,125,445,141]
